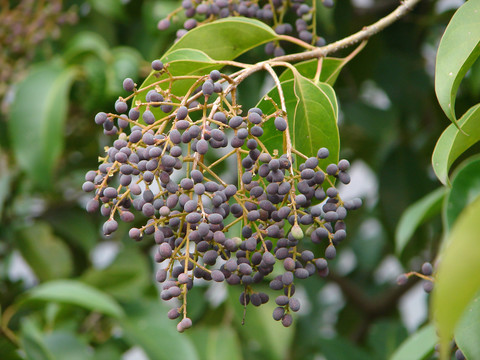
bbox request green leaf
[227,287,293,360]
[432,196,480,360]
[87,0,125,19]
[43,331,94,360]
[20,319,54,360]
[395,187,446,255]
[106,46,143,96]
[366,320,408,360]
[120,300,199,360]
[455,293,480,360]
[82,246,150,300]
[16,222,73,281]
[317,337,371,360]
[278,57,347,85]
[62,31,110,63]
[432,104,480,185]
[444,156,480,232]
[22,280,124,318]
[8,61,77,190]
[390,324,436,360]
[167,17,278,60]
[435,0,480,125]
[188,326,242,360]
[258,75,339,170]
[0,151,13,219]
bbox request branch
[273,0,422,63]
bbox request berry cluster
[396,261,434,293]
[158,0,332,55]
[83,59,360,331]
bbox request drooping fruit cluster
[83,59,361,331]
[158,0,332,55]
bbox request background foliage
[1,0,479,359]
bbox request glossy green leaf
[23,280,124,318]
[395,187,446,254]
[44,332,93,360]
[390,324,436,360]
[121,300,199,360]
[8,61,77,190]
[167,17,278,60]
[435,0,480,125]
[258,75,339,170]
[16,222,73,281]
[444,156,480,232]
[455,293,480,360]
[278,57,346,85]
[188,326,242,360]
[432,104,480,185]
[432,197,480,360]
[82,246,150,300]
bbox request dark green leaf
[390,324,436,360]
[121,300,199,360]
[432,197,480,360]
[22,280,124,318]
[455,292,480,360]
[0,152,12,219]
[435,0,480,125]
[8,61,77,190]
[432,104,480,185]
[317,337,371,360]
[16,222,73,281]
[106,46,143,96]
[367,320,408,360]
[395,187,446,254]
[444,156,480,232]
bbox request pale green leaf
[395,187,446,254]
[455,293,480,360]
[23,280,124,318]
[390,324,436,360]
[432,197,480,360]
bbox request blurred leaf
[63,31,110,63]
[317,337,371,360]
[258,76,339,169]
[227,286,293,360]
[121,300,199,360]
[47,209,97,252]
[8,61,77,190]
[278,57,345,85]
[0,336,22,360]
[43,331,93,360]
[23,280,124,318]
[444,156,480,232]
[82,246,150,300]
[106,46,143,96]
[16,222,73,281]
[167,17,278,60]
[395,187,446,255]
[432,104,480,185]
[432,197,480,359]
[20,319,54,360]
[366,320,408,360]
[435,0,480,125]
[0,151,12,219]
[188,325,242,360]
[87,0,125,19]
[455,293,480,360]
[390,324,436,360]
